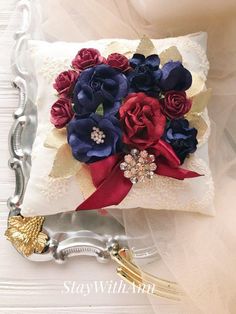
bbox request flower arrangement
[47,38,210,211]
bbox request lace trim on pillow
[163,38,209,80]
[37,38,209,83]
[39,56,71,83]
[40,176,69,202]
[190,110,211,147]
[117,156,214,214]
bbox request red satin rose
[161,91,192,119]
[107,53,130,72]
[72,48,106,71]
[50,97,74,129]
[119,93,166,150]
[53,70,79,96]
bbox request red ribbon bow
[76,140,201,211]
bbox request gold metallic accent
[160,46,183,65]
[189,113,209,144]
[49,143,82,179]
[186,72,205,98]
[110,247,183,300]
[135,35,157,57]
[44,127,67,149]
[103,41,134,59]
[5,215,48,257]
[189,88,212,114]
[44,128,82,179]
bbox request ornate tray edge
[4,0,182,299]
[6,0,49,255]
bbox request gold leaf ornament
[44,128,82,179]
[189,114,210,145]
[5,216,48,257]
[76,165,96,199]
[186,72,206,98]
[186,89,212,144]
[104,41,133,58]
[44,127,67,149]
[189,88,212,114]
[159,46,183,65]
[135,35,157,57]
[105,36,159,60]
[49,143,82,178]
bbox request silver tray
[5,0,182,300]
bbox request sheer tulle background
[4,0,236,313]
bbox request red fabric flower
[107,53,130,72]
[53,70,79,96]
[119,92,166,150]
[72,48,106,71]
[161,91,192,119]
[50,97,74,129]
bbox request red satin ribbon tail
[156,161,202,180]
[152,139,180,168]
[89,154,121,188]
[76,164,132,210]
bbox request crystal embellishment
[120,149,157,184]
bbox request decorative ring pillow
[22,32,214,217]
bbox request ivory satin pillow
[21,32,215,217]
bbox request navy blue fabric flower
[164,119,198,164]
[160,61,192,92]
[128,53,162,95]
[73,64,128,115]
[67,113,122,163]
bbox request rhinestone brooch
[120,149,157,184]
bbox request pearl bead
[90,126,106,145]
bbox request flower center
[138,64,148,73]
[90,79,101,91]
[91,126,106,144]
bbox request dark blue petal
[95,64,117,77]
[182,68,192,91]
[129,54,146,69]
[101,85,115,103]
[161,61,182,79]
[163,118,198,164]
[127,54,161,95]
[152,69,162,81]
[67,112,122,163]
[103,100,121,116]
[87,145,112,158]
[102,78,117,90]
[72,64,128,116]
[108,115,122,133]
[79,67,94,81]
[89,112,102,124]
[75,140,92,153]
[160,61,192,91]
[77,86,94,106]
[145,54,160,69]
[98,117,118,134]
[115,73,128,99]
